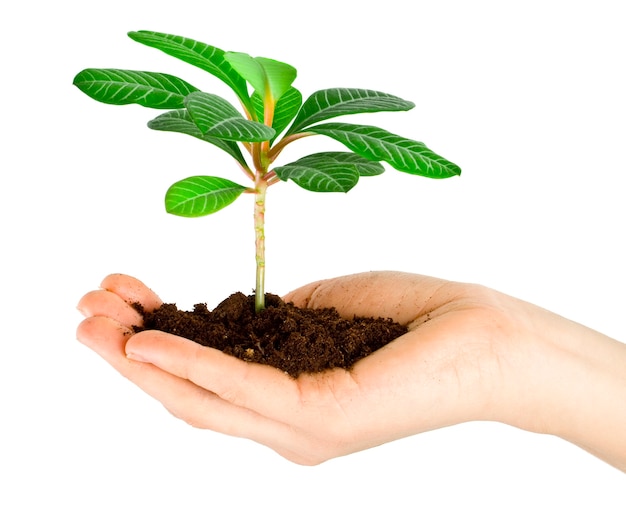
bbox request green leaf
[274,152,372,192]
[252,87,303,141]
[128,31,251,110]
[224,53,265,95]
[303,152,385,176]
[303,123,461,178]
[285,88,415,136]
[255,57,297,102]
[147,110,247,166]
[225,52,296,104]
[73,68,199,109]
[184,92,275,142]
[165,176,247,217]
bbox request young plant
[73,31,461,313]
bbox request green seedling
[74,31,461,313]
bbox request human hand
[76,272,626,470]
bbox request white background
[2,0,625,504]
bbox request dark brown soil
[133,292,407,378]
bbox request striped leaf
[165,176,247,217]
[285,88,415,136]
[73,68,199,109]
[305,152,385,176]
[128,31,252,111]
[147,110,247,166]
[274,152,375,192]
[304,123,461,179]
[184,92,275,142]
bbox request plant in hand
[73,31,461,314]
[74,32,463,376]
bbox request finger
[77,319,311,457]
[100,273,162,311]
[77,315,139,365]
[77,289,144,327]
[284,271,452,325]
[125,331,357,463]
[125,331,307,422]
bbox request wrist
[499,303,626,471]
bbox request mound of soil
[134,292,407,378]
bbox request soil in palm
[133,292,407,378]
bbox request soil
[133,292,407,378]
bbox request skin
[76,271,626,471]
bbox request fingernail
[126,351,150,363]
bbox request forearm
[518,308,626,471]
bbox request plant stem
[254,175,268,313]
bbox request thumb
[284,271,449,325]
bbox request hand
[76,272,626,470]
